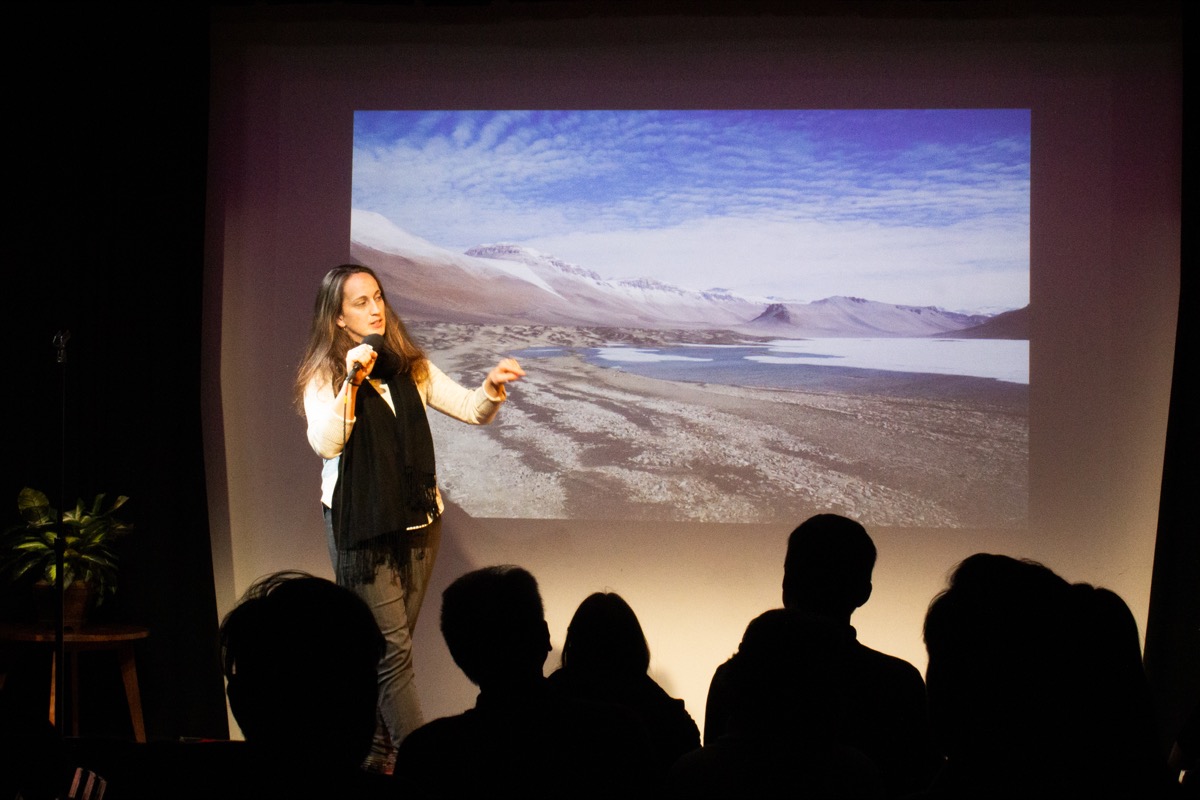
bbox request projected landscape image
[350,110,1030,527]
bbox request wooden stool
[0,621,150,741]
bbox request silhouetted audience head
[783,513,876,618]
[440,565,551,687]
[560,591,650,678]
[402,568,658,796]
[550,591,702,780]
[922,553,1170,797]
[220,571,384,770]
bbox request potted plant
[1,487,133,627]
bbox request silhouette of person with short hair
[669,608,884,798]
[97,571,396,798]
[220,571,385,770]
[396,566,653,796]
[704,514,940,796]
[548,592,701,777]
[209,570,396,796]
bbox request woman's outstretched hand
[486,358,526,395]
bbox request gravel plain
[416,322,1028,529]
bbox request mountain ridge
[351,209,1026,338]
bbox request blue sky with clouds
[352,110,1029,312]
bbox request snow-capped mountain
[461,242,763,328]
[350,210,1016,337]
[745,296,993,337]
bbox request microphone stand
[53,330,70,738]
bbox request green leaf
[16,487,54,525]
[6,488,133,605]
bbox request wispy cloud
[353,110,1029,311]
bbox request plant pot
[34,581,96,629]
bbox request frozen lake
[578,338,1028,386]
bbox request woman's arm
[423,358,524,424]
[303,379,356,459]
[303,343,380,457]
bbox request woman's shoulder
[418,357,440,377]
[302,372,336,404]
[635,674,692,715]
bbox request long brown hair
[293,264,428,413]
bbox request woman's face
[336,272,386,343]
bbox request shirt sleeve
[303,377,355,459]
[421,360,505,424]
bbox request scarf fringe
[336,529,416,588]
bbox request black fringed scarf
[332,370,439,587]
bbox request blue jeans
[324,507,442,766]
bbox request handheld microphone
[361,333,401,378]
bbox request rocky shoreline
[416,322,1028,529]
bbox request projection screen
[204,9,1179,730]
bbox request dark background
[5,5,222,739]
